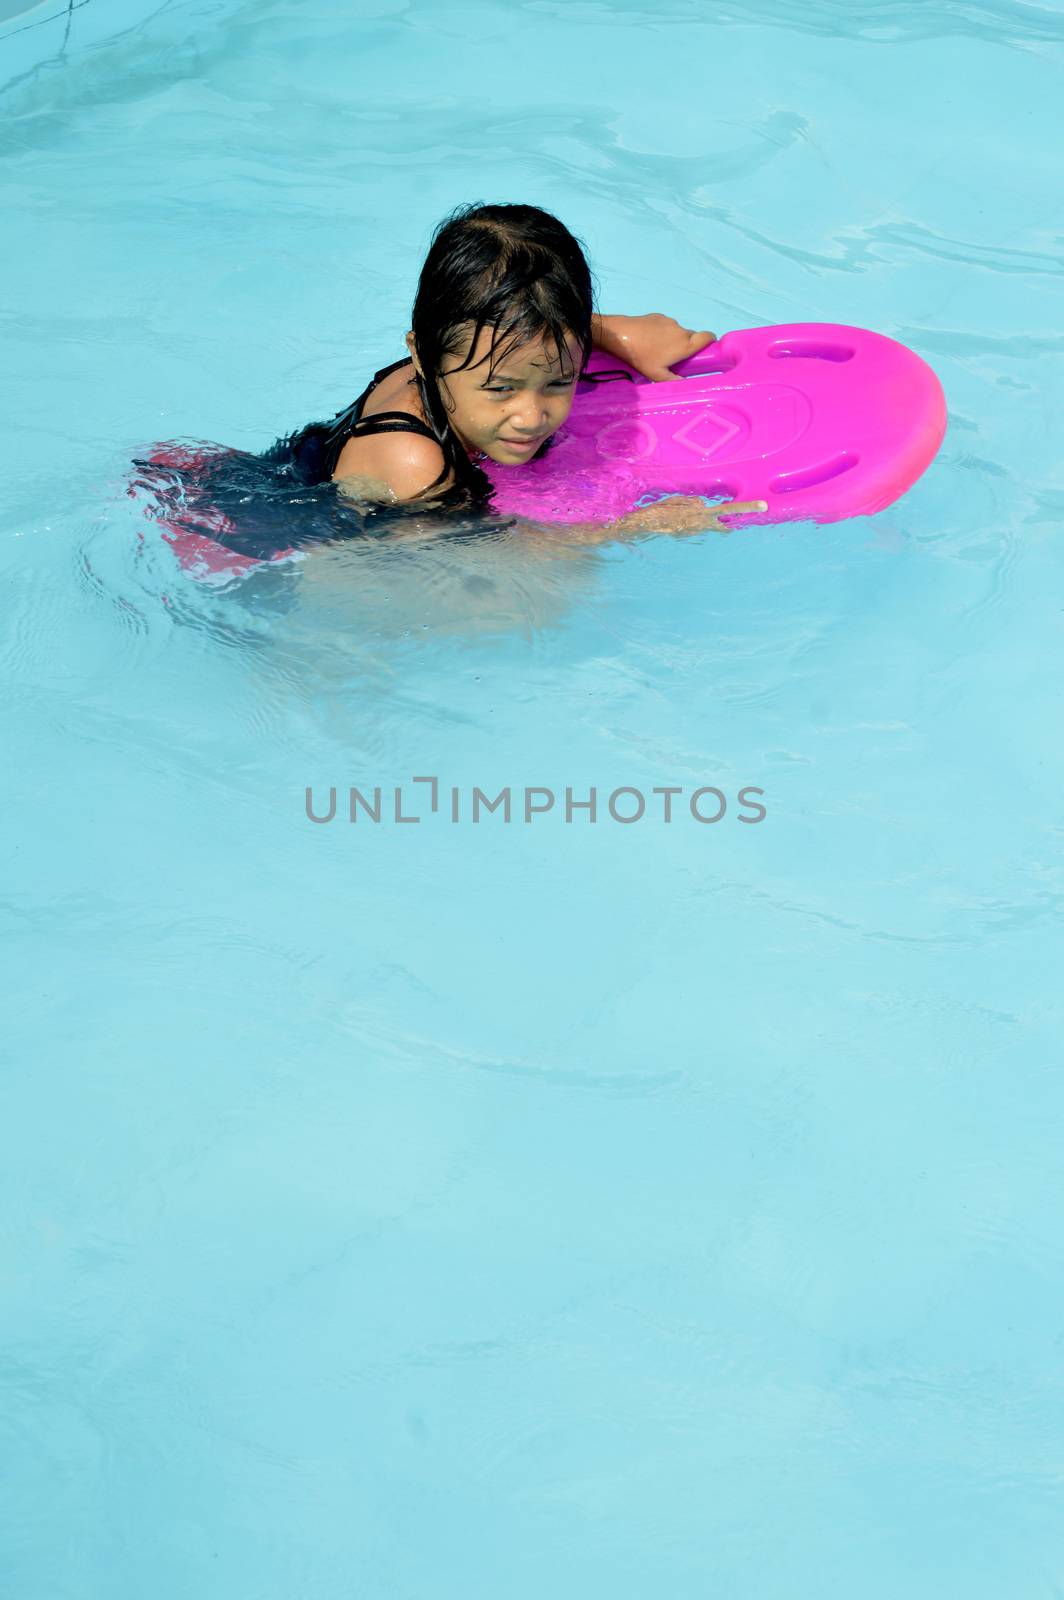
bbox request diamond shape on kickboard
[671,408,743,458]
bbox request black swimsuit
[134,358,489,567]
[283,356,457,495]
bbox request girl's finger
[715,500,769,517]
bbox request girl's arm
[574,318,744,539]
[524,495,767,547]
[590,312,718,381]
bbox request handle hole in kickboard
[677,352,739,377]
[769,452,859,493]
[766,340,855,362]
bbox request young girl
[138,202,764,569]
[271,201,765,543]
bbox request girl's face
[406,322,582,465]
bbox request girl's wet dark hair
[407,201,597,504]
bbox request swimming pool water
[2,2,1063,1595]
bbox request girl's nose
[512,400,549,430]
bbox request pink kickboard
[480,322,947,526]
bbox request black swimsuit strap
[372,357,417,382]
[350,359,436,439]
[340,360,448,489]
[348,411,438,440]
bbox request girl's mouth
[499,436,545,453]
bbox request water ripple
[532,0,1064,48]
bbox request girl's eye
[485,380,575,394]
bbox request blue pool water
[3,2,1063,1594]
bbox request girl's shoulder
[332,359,456,502]
[333,430,455,504]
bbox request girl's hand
[534,495,768,545]
[593,312,718,382]
[618,494,767,535]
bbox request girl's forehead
[453,322,579,374]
